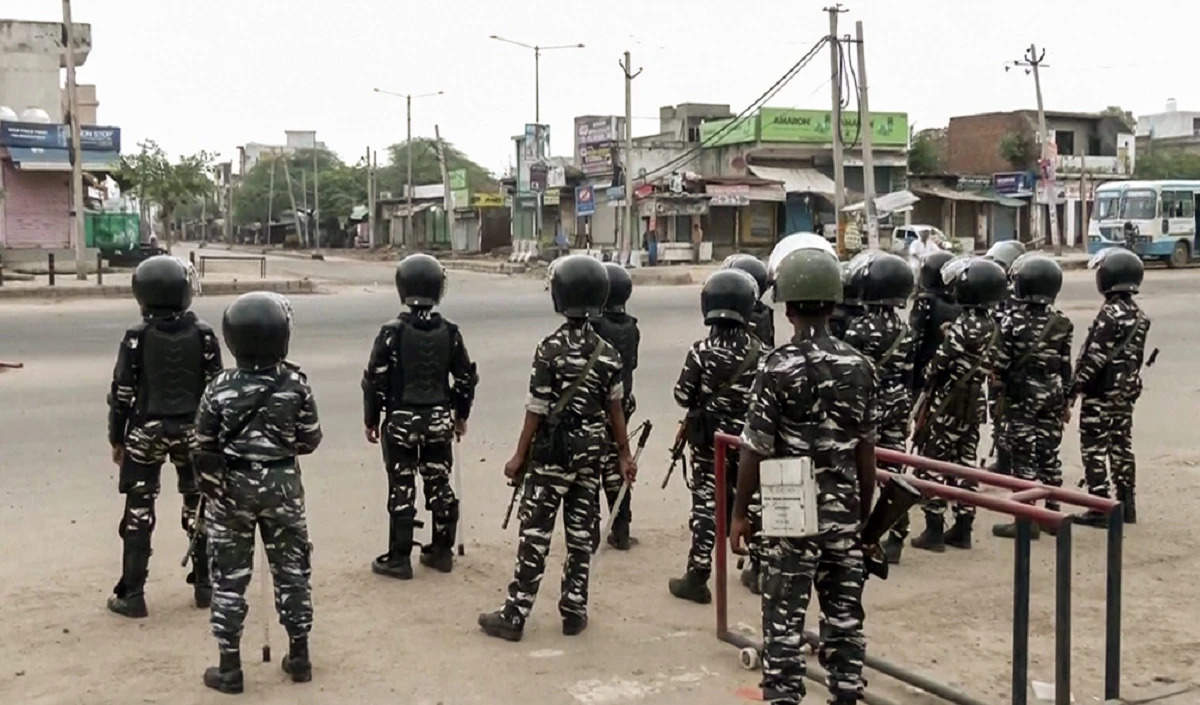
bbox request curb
[441,260,528,275]
[630,268,696,286]
[0,279,317,301]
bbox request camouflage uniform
[591,311,640,544]
[749,300,776,347]
[993,302,1073,488]
[502,322,623,626]
[830,303,865,340]
[987,292,1015,470]
[362,311,477,559]
[740,336,876,705]
[1070,296,1150,497]
[673,327,762,581]
[107,311,222,602]
[909,291,960,393]
[843,307,914,540]
[916,308,998,518]
[195,362,322,653]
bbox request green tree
[1134,149,1200,179]
[375,138,497,196]
[999,130,1038,170]
[908,128,945,173]
[113,140,213,247]
[234,149,366,244]
[1100,105,1136,132]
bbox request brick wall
[946,112,1035,175]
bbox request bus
[1087,180,1200,267]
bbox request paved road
[1,262,1197,704]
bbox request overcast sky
[8,0,1197,176]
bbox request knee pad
[118,458,161,495]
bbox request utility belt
[531,411,603,465]
[194,451,295,499]
[225,457,296,472]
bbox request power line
[636,35,830,182]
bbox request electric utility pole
[1009,45,1059,254]
[619,50,642,263]
[826,4,848,254]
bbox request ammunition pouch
[531,413,580,465]
[684,408,718,448]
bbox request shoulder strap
[1011,312,1065,372]
[549,335,604,417]
[697,338,762,411]
[878,325,907,365]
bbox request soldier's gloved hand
[111,444,124,466]
[365,426,380,444]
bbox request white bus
[1088,180,1200,267]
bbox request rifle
[501,472,525,531]
[909,390,931,450]
[661,420,688,489]
[180,494,207,568]
[862,476,922,580]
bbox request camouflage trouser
[1080,396,1136,495]
[592,440,630,545]
[1008,403,1064,488]
[686,447,758,578]
[916,420,980,518]
[382,438,458,540]
[207,459,312,653]
[877,406,911,540]
[115,420,204,595]
[988,382,1010,466]
[503,457,601,625]
[760,534,866,705]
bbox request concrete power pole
[1028,45,1061,255]
[312,142,320,248]
[265,156,276,246]
[366,146,375,248]
[826,4,847,255]
[434,124,456,251]
[406,94,414,248]
[63,0,87,278]
[620,51,642,264]
[855,20,879,250]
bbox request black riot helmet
[919,250,955,293]
[133,255,192,316]
[222,292,292,369]
[942,256,1007,308]
[1010,253,1063,304]
[395,253,446,307]
[722,254,769,299]
[985,240,1027,274]
[701,269,757,325]
[859,252,914,307]
[602,262,633,313]
[841,261,863,306]
[1090,246,1144,295]
[551,254,609,319]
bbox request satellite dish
[20,107,52,123]
[0,106,18,122]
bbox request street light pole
[489,35,584,124]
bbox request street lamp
[373,88,443,245]
[488,35,584,123]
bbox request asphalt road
[1,259,1198,705]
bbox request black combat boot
[107,543,150,618]
[477,611,524,642]
[910,512,946,552]
[607,522,632,551]
[419,519,455,574]
[1075,490,1111,527]
[668,570,712,604]
[203,650,244,694]
[739,563,761,594]
[991,520,1040,540]
[881,533,905,563]
[944,515,974,549]
[985,446,1012,476]
[281,636,312,683]
[190,540,212,608]
[372,516,413,579]
[1118,486,1136,524]
[562,613,588,636]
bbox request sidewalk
[0,269,316,301]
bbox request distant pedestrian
[644,226,658,267]
[691,222,704,263]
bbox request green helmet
[773,248,843,303]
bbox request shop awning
[912,184,1025,208]
[5,146,120,172]
[747,165,837,197]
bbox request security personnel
[991,254,1072,538]
[1068,248,1150,526]
[909,250,958,393]
[106,255,222,618]
[723,254,775,346]
[363,254,478,579]
[479,255,636,641]
[670,269,763,604]
[983,239,1026,475]
[731,247,876,705]
[591,262,640,549]
[911,257,1006,552]
[196,292,322,693]
[830,261,866,340]
[843,251,914,562]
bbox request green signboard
[758,108,908,147]
[449,168,469,208]
[700,116,758,147]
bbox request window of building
[1054,130,1075,156]
[1193,117,1200,137]
[687,126,701,143]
